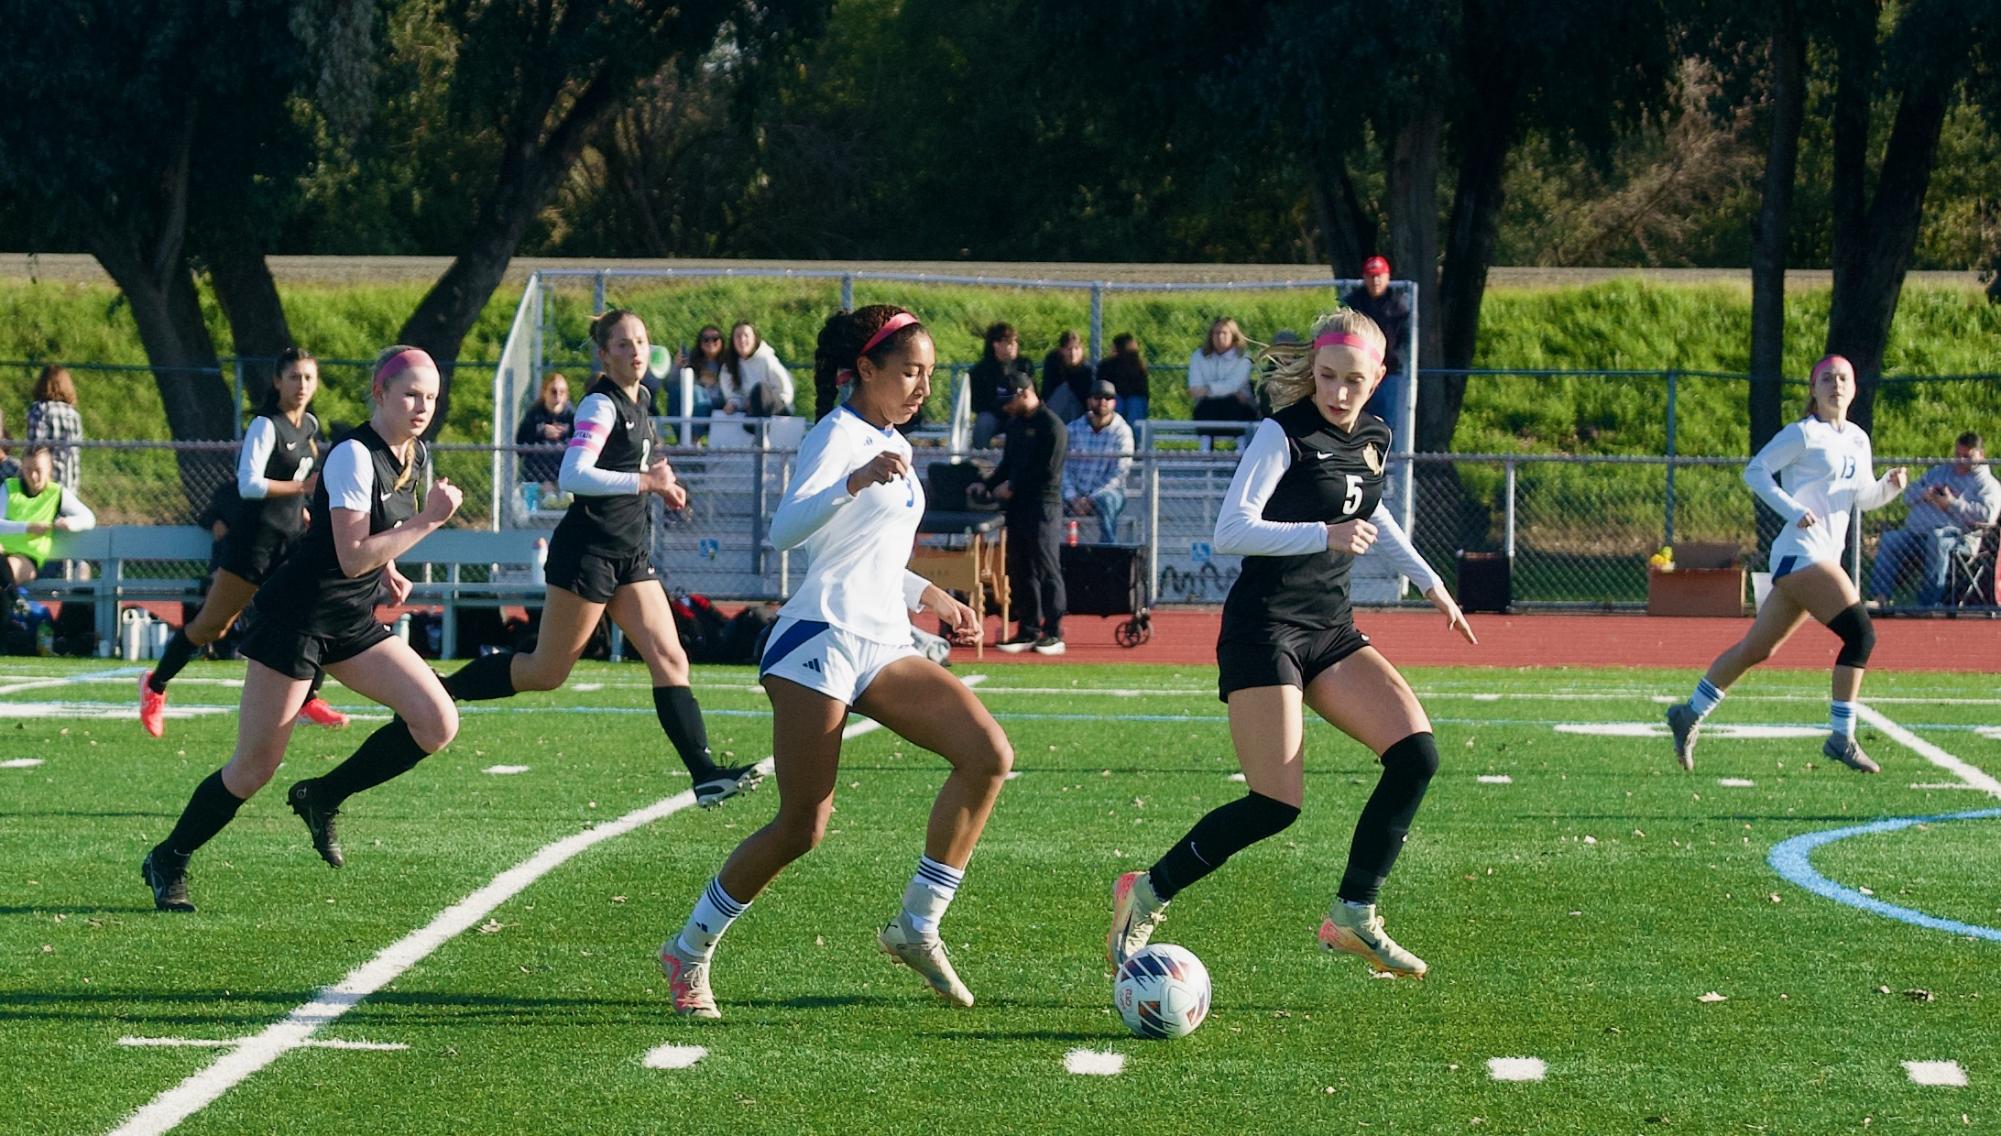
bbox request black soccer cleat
[287,779,346,868]
[694,764,766,809]
[141,850,195,912]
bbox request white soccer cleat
[1318,902,1428,978]
[657,939,721,1019]
[877,916,974,1007]
[1107,870,1169,967]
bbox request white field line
[1476,775,1512,785]
[108,673,985,1136]
[0,665,144,697]
[642,1043,707,1070]
[1717,778,1756,788]
[1,758,44,769]
[1854,703,2001,800]
[118,1036,406,1052]
[1909,782,1991,792]
[481,765,531,775]
[1064,1049,1125,1076]
[1487,1057,1547,1082]
[1904,1060,1969,1087]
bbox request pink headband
[859,312,920,358]
[374,348,435,389]
[1810,353,1850,382]
[1310,331,1384,366]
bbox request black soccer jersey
[253,424,430,634]
[551,376,658,559]
[235,411,319,539]
[1220,401,1392,635]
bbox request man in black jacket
[974,372,1069,655]
[1343,255,1411,430]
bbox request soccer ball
[1114,944,1211,1040]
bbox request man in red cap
[1342,255,1411,430]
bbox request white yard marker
[1487,1057,1547,1082]
[1717,778,1755,787]
[105,675,984,1136]
[1904,1060,1968,1087]
[1476,774,1511,785]
[482,765,531,776]
[642,1044,707,1070]
[1856,704,2001,799]
[1227,772,1247,783]
[1,757,43,769]
[0,665,143,697]
[1064,1049,1126,1076]
[1909,782,1989,792]
[573,683,603,693]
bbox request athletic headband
[858,312,920,358]
[1310,331,1384,366]
[374,348,436,389]
[1810,353,1851,382]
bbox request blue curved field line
[1768,808,2001,942]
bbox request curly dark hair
[812,305,927,420]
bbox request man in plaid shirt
[1062,380,1135,544]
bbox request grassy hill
[2,275,1996,460]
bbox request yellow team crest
[1361,442,1383,475]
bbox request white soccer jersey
[1745,415,1899,568]
[769,405,931,644]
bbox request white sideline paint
[642,1043,707,1070]
[1855,704,2001,800]
[1487,1057,1547,1082]
[1555,723,1823,740]
[482,765,531,776]
[0,665,142,697]
[1476,774,1512,784]
[1,757,43,768]
[572,683,603,693]
[0,701,230,721]
[1064,1049,1126,1076]
[1978,726,2001,740]
[118,1036,407,1052]
[1717,778,1755,788]
[106,676,984,1136]
[1904,1060,1968,1087]
[1909,782,1989,792]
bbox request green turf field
[3,659,1997,1134]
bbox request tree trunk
[1308,153,1374,279]
[202,228,295,372]
[1749,0,1803,457]
[1748,3,1807,560]
[1825,6,1962,433]
[398,74,630,436]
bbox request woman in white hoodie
[722,321,797,416]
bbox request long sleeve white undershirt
[558,393,644,497]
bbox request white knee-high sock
[676,876,749,959]
[901,855,964,938]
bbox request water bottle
[523,482,543,512]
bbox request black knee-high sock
[154,770,246,861]
[313,718,430,806]
[1337,732,1441,906]
[1147,790,1301,900]
[149,630,201,692]
[444,651,517,702]
[654,686,721,779]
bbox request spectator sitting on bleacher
[515,371,574,488]
[1063,379,1134,544]
[28,365,84,493]
[1098,332,1150,429]
[1187,317,1256,450]
[1869,430,2001,606]
[969,322,1034,447]
[1042,329,1095,424]
[0,446,95,589]
[722,321,796,417]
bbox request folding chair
[1945,522,2000,608]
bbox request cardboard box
[1648,542,1746,617]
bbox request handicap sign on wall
[698,538,720,560]
[1190,542,1212,564]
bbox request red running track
[952,608,1997,672]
